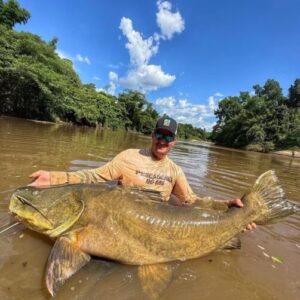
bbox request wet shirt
[49,148,197,203]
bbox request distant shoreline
[1,115,299,158]
[272,150,300,158]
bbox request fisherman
[29,116,256,230]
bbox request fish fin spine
[219,237,241,250]
[247,170,298,224]
[45,235,90,296]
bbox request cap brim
[155,127,176,135]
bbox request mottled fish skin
[9,170,298,265]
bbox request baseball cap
[155,116,178,135]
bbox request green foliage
[0,0,207,141]
[0,23,153,131]
[177,123,207,140]
[212,79,300,151]
[0,0,30,28]
[117,90,159,133]
[288,79,300,108]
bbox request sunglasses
[154,132,175,142]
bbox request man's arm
[192,196,228,211]
[29,152,125,186]
[171,169,256,230]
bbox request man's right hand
[28,170,50,187]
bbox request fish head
[9,186,84,237]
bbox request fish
[8,170,298,297]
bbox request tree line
[212,79,300,151]
[0,1,299,150]
[0,0,206,139]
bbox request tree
[0,0,30,28]
[212,79,299,151]
[0,1,209,138]
[288,79,300,108]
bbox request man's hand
[224,198,257,230]
[28,170,50,187]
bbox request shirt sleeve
[171,167,228,210]
[191,196,228,211]
[49,151,125,185]
[171,167,197,204]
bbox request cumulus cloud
[155,96,176,107]
[56,49,91,67]
[119,65,175,91]
[154,93,224,131]
[76,54,91,64]
[178,99,189,108]
[214,92,224,97]
[119,17,159,67]
[99,72,118,95]
[56,49,72,60]
[109,71,118,81]
[105,1,184,93]
[156,1,185,40]
[106,82,116,95]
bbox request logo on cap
[163,119,171,126]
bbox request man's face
[151,129,176,160]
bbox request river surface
[0,116,299,300]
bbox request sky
[16,0,300,130]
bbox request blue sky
[16,0,300,130]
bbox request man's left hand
[224,198,257,230]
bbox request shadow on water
[0,117,299,300]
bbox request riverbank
[1,115,299,157]
[272,150,300,158]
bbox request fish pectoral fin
[45,235,90,296]
[138,263,176,299]
[219,237,242,250]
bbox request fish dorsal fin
[46,200,84,238]
[46,235,90,296]
[138,263,175,299]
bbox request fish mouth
[15,195,50,219]
[10,195,54,230]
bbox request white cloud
[109,71,118,81]
[119,17,159,67]
[156,1,185,40]
[214,92,224,97]
[119,64,175,92]
[100,82,116,95]
[105,1,184,93]
[178,99,189,108]
[155,96,176,107]
[116,17,175,92]
[106,82,116,95]
[56,49,72,60]
[93,76,101,81]
[76,54,91,64]
[208,96,216,112]
[154,93,223,131]
[56,49,91,67]
[100,73,118,95]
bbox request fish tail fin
[245,170,298,225]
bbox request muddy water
[0,116,299,300]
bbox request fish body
[9,170,298,296]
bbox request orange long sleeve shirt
[49,148,197,204]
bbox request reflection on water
[0,116,299,300]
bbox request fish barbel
[9,170,298,296]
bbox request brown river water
[0,116,299,300]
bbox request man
[29,116,256,230]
